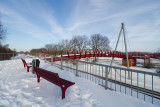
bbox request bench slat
[34,67,61,86]
[60,78,75,87]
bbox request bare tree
[0,16,7,42]
[45,44,54,51]
[90,34,110,50]
[44,39,71,52]
[90,34,110,61]
[30,48,47,56]
[52,44,59,51]
[58,39,71,50]
[70,35,89,50]
[70,36,77,50]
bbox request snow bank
[0,55,157,107]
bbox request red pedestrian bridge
[41,49,160,65]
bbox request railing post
[44,54,46,62]
[39,53,42,59]
[51,55,53,66]
[13,53,14,57]
[76,60,79,76]
[61,57,63,70]
[105,66,108,89]
[0,54,1,61]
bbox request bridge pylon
[108,22,131,79]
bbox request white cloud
[68,0,160,31]
[65,0,160,52]
[0,0,160,52]
[0,4,49,39]
[0,1,65,41]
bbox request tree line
[0,44,16,53]
[30,34,110,56]
[44,34,110,51]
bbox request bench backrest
[33,66,62,87]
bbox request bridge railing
[0,53,16,61]
[40,53,160,106]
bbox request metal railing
[0,53,16,61]
[41,53,160,106]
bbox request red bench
[21,58,32,72]
[33,66,75,99]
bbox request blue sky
[0,0,160,52]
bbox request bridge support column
[144,58,151,67]
[122,58,136,67]
[133,58,136,66]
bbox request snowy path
[0,55,157,107]
[0,59,48,106]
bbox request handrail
[44,53,160,76]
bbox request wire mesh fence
[0,53,16,61]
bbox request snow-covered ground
[0,54,158,107]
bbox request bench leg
[37,75,40,83]
[27,66,32,72]
[61,88,66,99]
[27,67,30,72]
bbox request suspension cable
[110,25,121,49]
[125,27,131,52]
